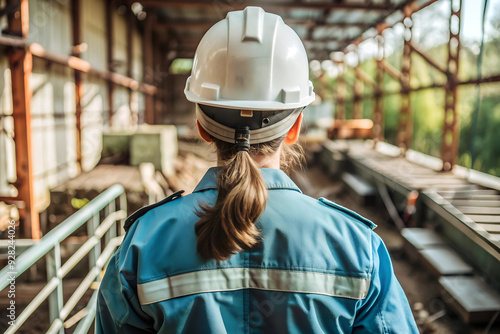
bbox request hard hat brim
[185,89,315,111]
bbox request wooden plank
[410,184,476,192]
[451,200,500,207]
[478,224,500,233]
[439,189,499,197]
[341,172,376,205]
[458,206,500,215]
[467,215,500,224]
[440,276,500,323]
[419,246,474,276]
[402,228,446,249]
[441,194,500,201]
[490,233,500,241]
[410,178,469,185]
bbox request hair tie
[235,126,250,152]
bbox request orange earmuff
[284,113,303,145]
[196,120,214,143]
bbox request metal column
[143,12,155,124]
[126,8,138,127]
[7,0,39,238]
[335,60,346,120]
[153,40,163,124]
[441,0,462,171]
[397,8,413,153]
[106,0,115,128]
[373,33,385,143]
[72,0,83,171]
[353,51,363,119]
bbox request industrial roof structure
[132,0,437,61]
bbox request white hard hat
[185,6,314,144]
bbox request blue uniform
[96,167,418,333]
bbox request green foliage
[458,84,500,176]
[170,58,193,74]
[313,37,500,176]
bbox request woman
[96,7,418,333]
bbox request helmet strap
[235,126,251,152]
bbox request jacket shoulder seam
[124,190,184,232]
[318,197,376,229]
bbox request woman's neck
[217,146,282,169]
[251,146,281,169]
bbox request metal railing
[0,184,127,334]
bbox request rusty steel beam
[459,75,500,86]
[355,67,377,87]
[306,37,361,44]
[287,20,368,28]
[106,0,114,127]
[353,52,363,119]
[0,35,25,48]
[153,40,163,124]
[408,41,447,74]
[335,61,346,120]
[396,7,413,153]
[154,19,369,31]
[154,21,213,31]
[126,8,138,127]
[175,50,196,59]
[7,0,39,239]
[373,34,385,143]
[0,1,19,18]
[71,0,82,172]
[136,0,394,10]
[441,0,462,171]
[339,75,500,103]
[143,13,155,124]
[339,0,439,52]
[379,59,402,82]
[0,36,158,95]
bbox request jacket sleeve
[95,250,154,333]
[353,233,419,333]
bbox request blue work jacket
[96,167,418,333]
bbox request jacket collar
[193,167,302,194]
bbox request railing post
[87,214,101,270]
[0,184,125,333]
[119,193,127,235]
[46,244,64,334]
[104,200,117,244]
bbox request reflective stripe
[137,268,370,305]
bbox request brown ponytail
[195,135,302,261]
